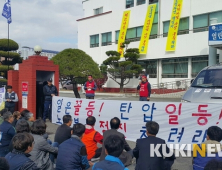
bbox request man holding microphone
[137,76,151,101]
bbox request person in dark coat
[56,123,93,170]
[100,117,132,166]
[93,135,129,170]
[0,157,9,170]
[5,132,39,170]
[4,85,18,113]
[54,115,72,145]
[43,78,58,121]
[137,76,151,101]
[0,111,16,157]
[133,121,175,170]
[9,120,31,152]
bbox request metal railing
[151,79,192,94]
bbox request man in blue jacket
[93,135,129,170]
[43,78,58,122]
[5,132,39,170]
[193,126,222,170]
[0,111,16,157]
[56,123,93,170]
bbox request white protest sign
[52,96,222,146]
[0,87,5,106]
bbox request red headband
[142,76,147,79]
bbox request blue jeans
[43,101,52,121]
[47,140,59,163]
[139,97,149,101]
[0,147,9,157]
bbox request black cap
[47,78,52,82]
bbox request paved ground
[46,93,192,170]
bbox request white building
[20,46,59,60]
[77,0,222,89]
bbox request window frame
[163,17,190,37]
[94,7,103,15]
[90,34,99,48]
[193,13,209,33]
[125,26,143,42]
[137,0,146,6]
[162,58,188,78]
[101,32,112,46]
[126,0,134,8]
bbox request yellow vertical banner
[139,4,156,54]
[166,0,183,51]
[118,11,131,57]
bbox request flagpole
[7,23,9,71]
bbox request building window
[193,11,222,33]
[150,2,158,39]
[192,56,208,78]
[126,0,134,8]
[162,58,188,78]
[102,32,112,46]
[192,55,220,77]
[94,7,103,15]
[137,0,146,6]
[149,0,158,4]
[138,60,157,78]
[163,17,189,37]
[125,26,143,42]
[90,34,99,48]
[115,30,120,44]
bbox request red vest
[82,130,98,160]
[140,82,149,97]
[86,81,95,94]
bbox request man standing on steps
[137,76,151,101]
[84,75,97,99]
[43,78,58,121]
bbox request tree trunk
[120,78,124,93]
[72,79,81,98]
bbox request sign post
[22,82,28,109]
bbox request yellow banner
[118,11,131,57]
[139,4,156,54]
[166,0,183,51]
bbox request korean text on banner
[52,96,222,149]
[166,0,183,51]
[139,4,156,54]
[118,11,131,57]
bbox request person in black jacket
[100,117,132,166]
[54,115,72,145]
[133,121,175,170]
[43,78,58,122]
[0,157,9,170]
[5,132,39,170]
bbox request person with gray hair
[0,111,16,157]
[17,109,35,127]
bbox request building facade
[77,0,222,88]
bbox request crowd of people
[1,109,222,170]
